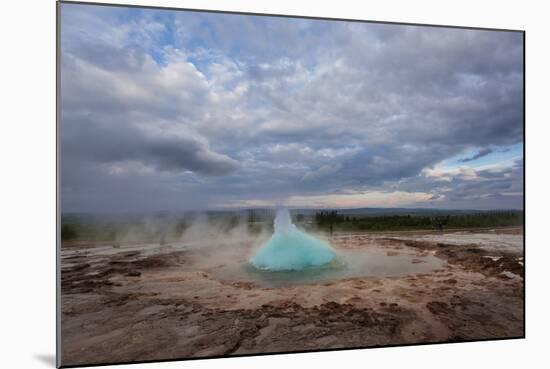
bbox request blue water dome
[251,209,336,271]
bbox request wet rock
[426,301,451,315]
[442,279,458,284]
[71,263,91,271]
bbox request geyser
[250,208,336,271]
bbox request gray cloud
[60,3,524,212]
[459,148,494,162]
[61,113,239,176]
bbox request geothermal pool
[216,248,445,287]
[61,209,448,289]
[210,208,446,287]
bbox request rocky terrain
[60,228,524,366]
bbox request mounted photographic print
[57,1,525,367]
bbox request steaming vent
[250,208,336,271]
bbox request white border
[2,1,548,368]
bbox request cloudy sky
[60,3,524,213]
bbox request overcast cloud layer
[60,4,524,212]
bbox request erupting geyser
[251,208,336,271]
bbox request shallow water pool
[213,247,446,288]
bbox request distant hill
[62,207,523,220]
[286,207,521,217]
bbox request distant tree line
[314,210,523,232]
[60,210,524,242]
[60,212,265,242]
[60,217,190,242]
